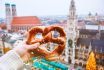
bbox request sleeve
[0,50,24,70]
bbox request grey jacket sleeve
[0,50,24,70]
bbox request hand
[13,41,40,62]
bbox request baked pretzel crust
[26,25,66,61]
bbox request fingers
[23,40,40,49]
[28,43,40,50]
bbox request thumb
[28,43,40,50]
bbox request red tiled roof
[12,16,41,25]
[0,24,6,29]
[100,21,104,26]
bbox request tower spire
[70,0,76,10]
[69,0,76,19]
[65,0,77,64]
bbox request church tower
[5,3,17,31]
[5,3,12,30]
[65,0,77,64]
[11,4,17,17]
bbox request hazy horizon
[0,0,104,18]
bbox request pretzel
[26,25,66,61]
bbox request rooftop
[77,38,104,52]
[12,16,42,25]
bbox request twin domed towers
[5,3,17,30]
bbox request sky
[0,0,104,18]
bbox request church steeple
[5,3,12,30]
[70,0,76,10]
[69,0,76,19]
[65,0,77,64]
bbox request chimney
[5,3,12,30]
[11,4,17,17]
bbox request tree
[86,52,96,70]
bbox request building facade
[66,0,104,69]
[66,0,78,64]
[77,29,104,68]
[11,16,42,33]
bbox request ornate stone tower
[5,3,12,30]
[11,4,17,17]
[65,0,77,64]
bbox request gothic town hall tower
[65,0,78,64]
